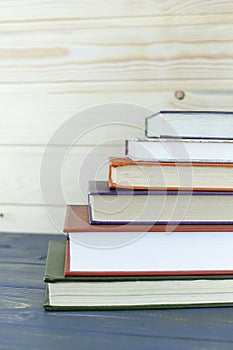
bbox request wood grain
[0,0,233,22]
[0,24,233,82]
[0,145,126,206]
[2,15,233,33]
[0,205,63,233]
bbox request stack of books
[44,110,233,311]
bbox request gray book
[145,111,233,139]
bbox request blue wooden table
[1,233,233,350]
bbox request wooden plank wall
[1,0,233,233]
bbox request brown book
[64,205,233,233]
[108,157,233,191]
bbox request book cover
[44,240,145,283]
[145,110,233,139]
[108,157,233,191]
[88,181,233,225]
[64,205,233,232]
[44,240,233,311]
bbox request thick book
[125,137,233,163]
[63,205,233,232]
[88,181,233,225]
[145,110,233,139]
[108,157,233,191]
[44,240,233,310]
[66,231,233,277]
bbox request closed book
[44,240,233,310]
[108,157,233,191]
[145,110,233,139]
[125,137,233,163]
[88,181,233,225]
[66,231,233,277]
[64,205,233,232]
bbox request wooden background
[1,0,233,233]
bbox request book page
[69,231,233,273]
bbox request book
[44,240,233,310]
[108,157,233,191]
[64,204,233,232]
[145,110,233,139]
[125,137,233,163]
[66,231,233,277]
[88,181,233,225]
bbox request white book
[146,111,233,139]
[125,137,233,163]
[68,231,233,274]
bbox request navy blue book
[88,181,233,225]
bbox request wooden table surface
[1,233,233,350]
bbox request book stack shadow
[44,110,233,310]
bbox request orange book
[63,205,233,233]
[108,157,233,191]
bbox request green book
[44,240,233,311]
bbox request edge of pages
[64,238,233,277]
[108,157,233,191]
[88,181,233,225]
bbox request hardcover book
[145,110,233,139]
[125,137,233,163]
[88,181,233,225]
[44,240,233,310]
[108,157,233,191]
[64,205,233,233]
[66,231,233,277]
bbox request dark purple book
[88,181,233,225]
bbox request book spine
[145,113,151,138]
[125,138,129,156]
[108,161,115,188]
[64,239,71,276]
[87,194,94,224]
[145,112,160,138]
